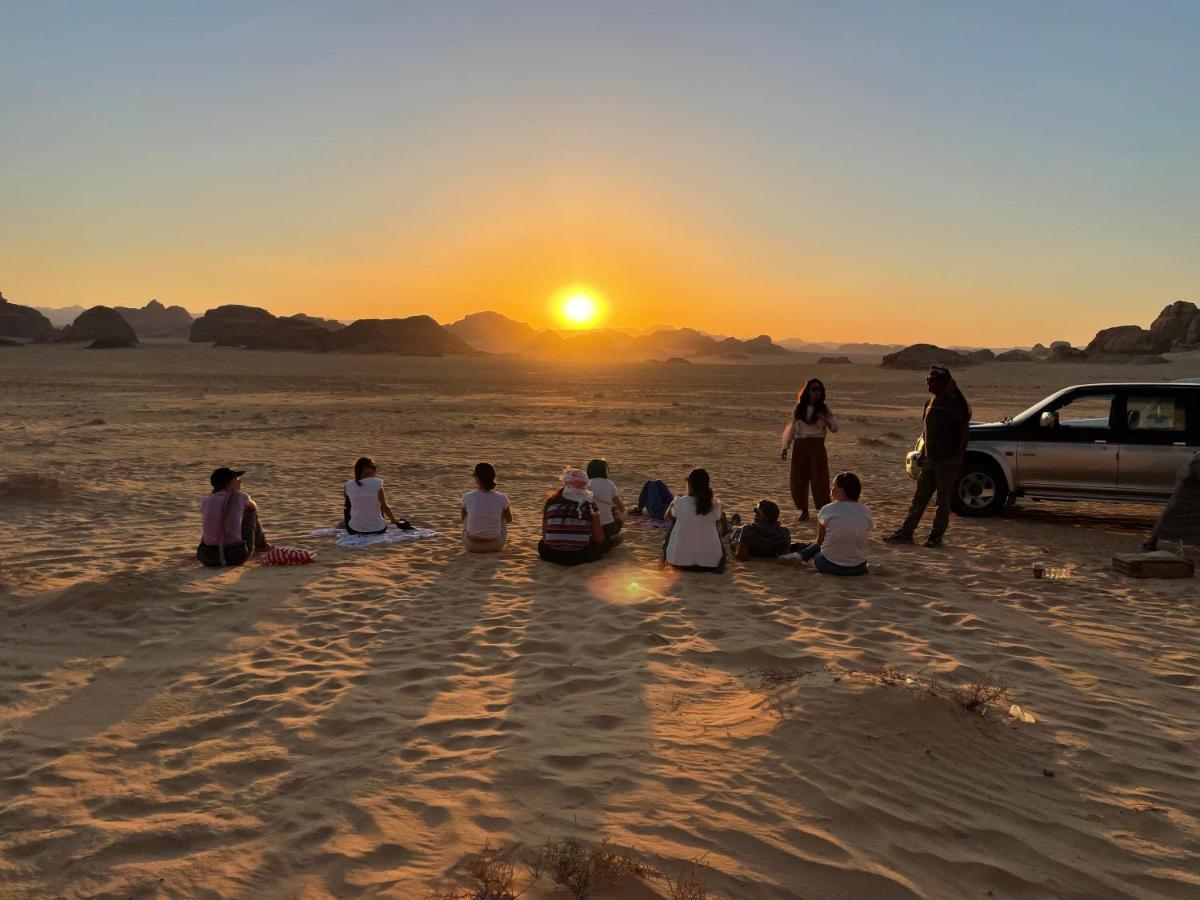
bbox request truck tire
[952,457,1009,517]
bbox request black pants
[197,508,267,567]
[899,460,960,540]
[537,539,611,566]
[602,519,624,540]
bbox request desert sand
[1,344,1197,898]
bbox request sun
[553,287,606,329]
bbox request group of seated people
[197,457,874,576]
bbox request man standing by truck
[885,366,971,548]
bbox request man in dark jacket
[885,366,971,548]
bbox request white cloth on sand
[309,525,439,548]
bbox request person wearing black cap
[884,366,971,548]
[197,467,270,567]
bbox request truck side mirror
[1039,411,1057,429]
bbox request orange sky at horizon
[3,4,1197,348]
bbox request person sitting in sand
[586,458,625,540]
[631,479,674,521]
[664,468,726,573]
[733,499,792,560]
[343,456,399,535]
[796,471,873,575]
[1144,449,1200,551]
[538,468,612,566]
[461,462,512,553]
[197,466,270,567]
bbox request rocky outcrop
[114,299,193,338]
[60,306,139,344]
[448,311,536,353]
[524,329,627,359]
[1085,325,1171,356]
[190,305,277,345]
[701,334,788,356]
[1030,343,1049,358]
[995,349,1036,362]
[0,291,59,342]
[1149,300,1200,349]
[967,349,996,363]
[1047,343,1088,362]
[244,318,334,352]
[290,313,344,332]
[88,336,139,349]
[329,316,480,356]
[880,343,974,370]
[817,356,853,364]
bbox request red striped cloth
[260,546,317,566]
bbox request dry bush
[0,473,66,503]
[430,842,528,900]
[745,664,828,689]
[951,672,1011,713]
[524,837,659,900]
[663,860,712,899]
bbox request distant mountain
[114,299,193,338]
[33,305,86,327]
[329,316,480,356]
[1,291,60,341]
[290,312,345,332]
[779,338,837,352]
[447,311,537,353]
[519,325,791,361]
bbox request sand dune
[1,344,1198,897]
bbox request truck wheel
[952,458,1009,517]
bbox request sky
[2,1,1198,345]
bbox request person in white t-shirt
[798,471,872,575]
[586,458,625,540]
[664,468,726,573]
[461,462,513,553]
[344,457,399,534]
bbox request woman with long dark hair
[343,456,399,534]
[663,468,726,572]
[780,378,838,520]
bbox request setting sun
[554,288,606,329]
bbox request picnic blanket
[309,525,440,548]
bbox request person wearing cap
[197,467,270,567]
[537,467,612,565]
[461,461,512,552]
[733,499,792,560]
[885,366,971,548]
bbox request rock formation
[60,306,139,344]
[190,305,278,345]
[1047,343,1088,362]
[1149,300,1200,349]
[448,311,537,353]
[290,313,344,332]
[995,349,1036,362]
[880,344,974,370]
[114,299,193,338]
[966,348,996,363]
[329,316,480,355]
[245,318,335,352]
[0,291,59,342]
[1085,325,1171,356]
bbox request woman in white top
[781,377,838,521]
[664,468,726,573]
[344,457,399,534]
[586,458,625,540]
[461,462,513,553]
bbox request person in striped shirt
[537,468,612,566]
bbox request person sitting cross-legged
[796,471,873,576]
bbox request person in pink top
[197,467,270,567]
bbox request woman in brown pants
[781,378,838,520]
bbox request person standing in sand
[343,457,399,535]
[461,462,512,552]
[586,458,625,540]
[538,468,612,565]
[781,378,838,521]
[885,366,971,548]
[197,467,270,567]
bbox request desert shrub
[524,837,659,899]
[951,671,1010,713]
[663,860,711,899]
[430,842,526,900]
